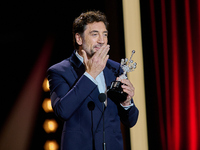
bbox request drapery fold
[146,0,200,149]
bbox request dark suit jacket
[47,50,139,150]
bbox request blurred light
[44,140,59,150]
[43,78,50,92]
[42,98,53,113]
[43,119,58,133]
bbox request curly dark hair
[72,11,109,49]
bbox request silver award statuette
[107,50,137,102]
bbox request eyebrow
[90,30,108,34]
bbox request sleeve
[84,72,98,85]
[120,100,134,110]
[47,68,97,120]
[118,102,139,127]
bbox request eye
[103,33,108,37]
[92,33,98,36]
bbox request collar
[75,50,84,63]
[69,50,83,68]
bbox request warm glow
[42,98,53,113]
[44,140,59,150]
[122,0,148,149]
[43,78,50,92]
[43,119,58,133]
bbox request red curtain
[148,0,200,149]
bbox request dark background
[1,0,161,149]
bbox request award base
[107,81,127,103]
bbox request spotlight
[42,98,53,113]
[43,119,58,133]
[43,78,50,92]
[44,140,59,150]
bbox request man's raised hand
[82,45,110,79]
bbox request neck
[77,47,83,57]
[77,47,92,59]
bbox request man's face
[78,21,108,58]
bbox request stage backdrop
[141,0,200,150]
[123,0,148,150]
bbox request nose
[98,34,105,44]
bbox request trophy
[107,50,137,103]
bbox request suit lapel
[103,66,114,88]
[103,62,119,120]
[69,51,85,79]
[88,62,118,113]
[89,87,104,112]
[93,64,118,132]
[91,62,118,112]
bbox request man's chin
[86,50,95,58]
[90,51,95,57]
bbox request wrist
[86,70,98,79]
[120,100,131,106]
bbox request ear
[75,33,83,46]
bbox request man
[47,11,139,150]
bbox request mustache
[93,44,104,49]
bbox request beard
[88,49,95,58]
[84,48,95,58]
[82,43,104,58]
[82,45,97,58]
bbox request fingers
[95,44,110,60]
[121,79,135,97]
[121,79,131,86]
[101,45,110,60]
[81,50,88,65]
[81,44,110,79]
[120,95,132,106]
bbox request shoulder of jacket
[106,59,123,75]
[47,58,71,73]
[107,59,121,69]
